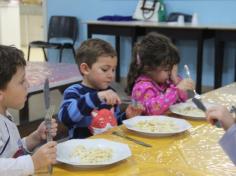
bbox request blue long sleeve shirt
[58,83,125,138]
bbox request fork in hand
[184,64,201,100]
[184,66,222,128]
[211,106,236,128]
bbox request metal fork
[122,99,139,107]
[112,130,152,147]
[184,64,201,99]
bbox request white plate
[57,139,131,168]
[169,101,216,119]
[123,116,192,137]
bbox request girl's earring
[136,54,141,66]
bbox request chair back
[47,16,78,44]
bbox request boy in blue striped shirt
[58,39,143,138]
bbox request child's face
[0,66,28,114]
[150,66,171,84]
[82,56,117,90]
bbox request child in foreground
[58,38,143,139]
[0,45,57,176]
[126,32,194,115]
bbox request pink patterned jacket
[131,75,188,115]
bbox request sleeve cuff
[22,155,34,175]
[21,137,33,154]
[169,83,188,101]
[177,89,188,101]
[89,92,102,107]
[168,84,179,99]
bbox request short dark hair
[76,38,117,71]
[0,45,26,90]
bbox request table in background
[36,83,236,175]
[20,62,81,125]
[87,21,214,93]
[210,25,236,89]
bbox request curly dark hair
[0,45,26,90]
[126,32,180,95]
[76,38,117,74]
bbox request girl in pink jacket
[126,32,194,115]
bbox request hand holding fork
[125,99,144,119]
[206,105,236,130]
[43,78,56,175]
[184,65,206,112]
[184,65,223,127]
[184,65,201,99]
[172,65,194,93]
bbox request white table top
[26,62,81,93]
[87,20,236,30]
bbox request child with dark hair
[0,45,57,176]
[127,32,194,115]
[58,38,143,139]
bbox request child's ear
[79,63,90,75]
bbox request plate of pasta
[57,139,131,168]
[169,101,216,119]
[123,116,192,137]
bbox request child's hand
[36,119,58,141]
[98,89,121,105]
[206,105,235,131]
[176,78,194,91]
[32,141,57,170]
[170,65,180,84]
[125,103,144,119]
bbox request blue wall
[47,0,236,87]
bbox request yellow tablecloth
[36,83,236,176]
